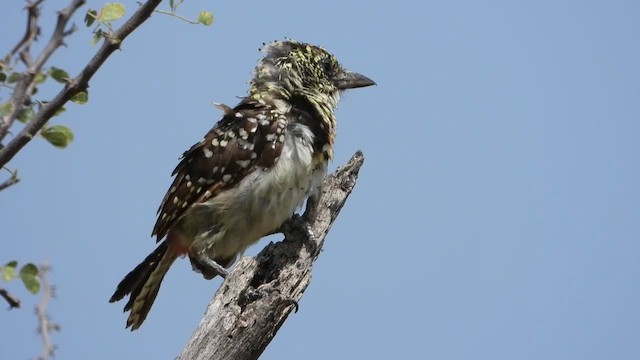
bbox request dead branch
[178,151,365,360]
[35,264,59,360]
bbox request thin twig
[0,0,85,143]
[0,288,21,309]
[0,166,20,192]
[0,0,44,140]
[35,264,58,360]
[0,0,164,169]
[154,9,199,24]
[0,173,20,192]
[3,0,45,64]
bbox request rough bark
[178,151,365,360]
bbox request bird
[109,40,375,330]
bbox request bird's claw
[198,256,229,278]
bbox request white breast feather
[199,123,326,258]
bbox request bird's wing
[151,101,287,240]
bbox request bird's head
[249,40,375,110]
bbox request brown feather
[151,100,287,240]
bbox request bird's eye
[321,59,334,75]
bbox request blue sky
[2,0,639,359]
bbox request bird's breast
[202,123,327,258]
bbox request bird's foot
[280,213,315,240]
[196,255,229,278]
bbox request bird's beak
[334,71,376,90]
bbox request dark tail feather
[109,241,177,330]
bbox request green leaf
[34,72,47,84]
[170,0,184,11]
[7,72,21,83]
[48,67,69,83]
[99,3,126,22]
[41,125,74,148]
[0,102,13,116]
[85,9,98,27]
[70,91,89,104]
[16,107,34,123]
[2,261,18,282]
[19,263,40,294]
[91,29,104,46]
[53,106,66,116]
[0,72,6,82]
[197,11,214,26]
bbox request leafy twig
[0,0,165,169]
[0,0,45,140]
[0,0,85,143]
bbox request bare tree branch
[35,264,59,360]
[0,288,21,309]
[0,0,85,142]
[0,0,164,169]
[4,0,45,63]
[178,151,365,360]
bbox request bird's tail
[109,241,178,330]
